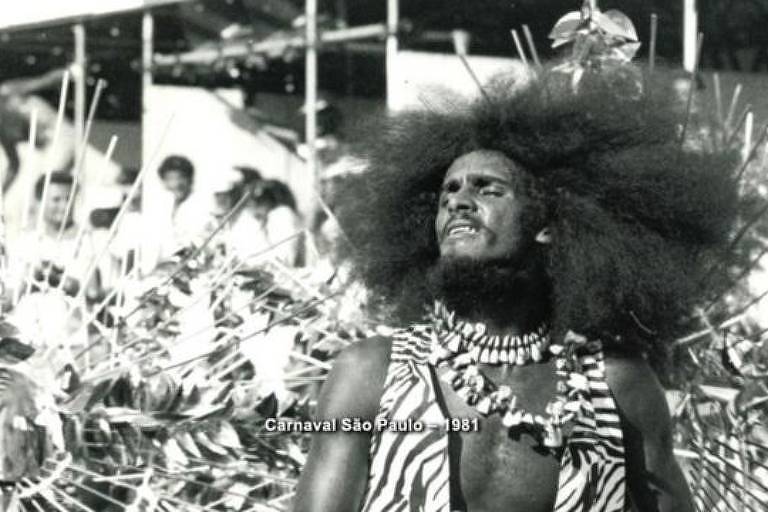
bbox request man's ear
[535,227,553,245]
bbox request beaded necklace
[428,301,600,450]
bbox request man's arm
[604,351,694,512]
[293,337,392,512]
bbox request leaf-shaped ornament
[697,384,740,403]
[194,431,229,456]
[598,10,638,40]
[611,42,641,63]
[163,438,190,468]
[0,337,34,364]
[549,11,584,42]
[177,431,203,459]
[734,381,768,415]
[212,421,242,450]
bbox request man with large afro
[294,64,739,512]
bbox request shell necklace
[428,300,599,450]
[428,301,550,366]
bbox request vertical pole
[140,11,154,277]
[386,0,399,110]
[336,0,353,95]
[0,157,5,311]
[73,23,86,164]
[306,0,318,204]
[742,112,753,163]
[683,0,698,72]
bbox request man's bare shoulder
[603,349,673,437]
[316,336,393,420]
[603,349,694,511]
[332,336,393,376]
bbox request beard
[425,251,550,318]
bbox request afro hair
[336,66,741,353]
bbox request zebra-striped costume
[360,325,628,512]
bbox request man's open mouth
[444,219,481,239]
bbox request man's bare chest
[434,361,564,511]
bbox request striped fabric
[360,325,628,512]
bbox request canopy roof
[0,0,190,31]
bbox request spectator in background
[234,165,262,191]
[157,155,207,257]
[8,171,105,367]
[249,179,304,267]
[209,168,265,263]
[91,167,143,286]
[159,154,193,209]
[9,171,101,300]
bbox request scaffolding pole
[305,0,318,201]
[153,23,389,67]
[683,0,698,72]
[73,23,86,162]
[142,12,154,167]
[386,0,399,110]
[139,11,154,276]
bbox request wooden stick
[85,285,335,383]
[110,245,130,354]
[675,313,745,346]
[18,72,69,295]
[55,78,106,244]
[269,251,324,299]
[713,73,724,130]
[679,33,704,146]
[290,350,332,370]
[416,92,440,112]
[119,217,296,324]
[742,111,754,163]
[73,116,174,306]
[725,104,753,148]
[73,234,299,367]
[312,185,354,251]
[132,188,252,298]
[108,270,278,369]
[705,245,768,312]
[457,53,491,104]
[725,83,743,130]
[44,70,70,169]
[510,29,529,68]
[735,124,768,181]
[14,109,39,306]
[522,25,542,68]
[146,291,340,380]
[649,14,658,73]
[55,134,118,292]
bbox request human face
[162,169,192,204]
[43,183,74,228]
[436,150,530,262]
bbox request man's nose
[446,188,476,213]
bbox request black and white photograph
[0,1,766,510]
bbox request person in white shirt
[209,168,265,263]
[8,171,101,362]
[249,179,304,267]
[157,155,208,257]
[10,171,100,299]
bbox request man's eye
[442,182,460,194]
[480,186,505,196]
